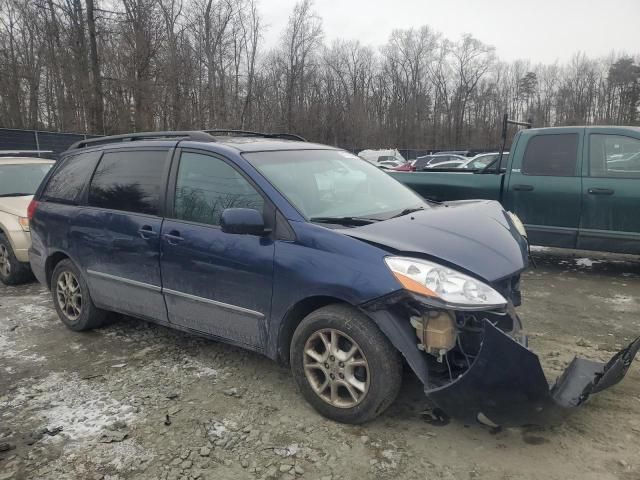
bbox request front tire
[51,259,107,331]
[290,304,402,424]
[0,233,32,285]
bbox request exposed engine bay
[363,285,640,427]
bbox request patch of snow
[0,334,47,363]
[1,372,138,441]
[529,246,550,252]
[575,258,603,267]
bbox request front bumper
[6,229,31,263]
[425,320,640,427]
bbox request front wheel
[290,304,402,424]
[0,234,32,285]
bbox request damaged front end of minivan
[350,201,638,427]
[363,267,640,428]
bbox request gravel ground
[1,248,640,480]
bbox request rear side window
[42,151,100,204]
[88,150,168,215]
[521,134,578,176]
[589,134,640,178]
[174,152,264,226]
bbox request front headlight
[18,216,30,232]
[507,211,527,238]
[384,256,507,310]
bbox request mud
[1,248,639,480]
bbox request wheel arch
[45,251,72,289]
[275,295,351,365]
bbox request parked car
[391,162,415,172]
[357,148,407,166]
[426,159,467,169]
[29,131,639,427]
[0,156,54,284]
[459,152,509,170]
[412,154,467,171]
[377,160,405,169]
[392,126,640,255]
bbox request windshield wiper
[0,193,33,197]
[390,206,426,218]
[309,216,380,226]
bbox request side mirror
[220,208,267,235]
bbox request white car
[460,152,509,170]
[426,159,467,169]
[357,148,407,166]
[0,157,54,284]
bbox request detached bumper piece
[425,320,640,427]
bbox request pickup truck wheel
[0,234,32,285]
[290,304,402,424]
[51,259,107,331]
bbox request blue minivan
[29,131,639,427]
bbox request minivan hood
[0,195,32,217]
[341,200,528,282]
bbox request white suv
[0,157,54,284]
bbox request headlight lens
[507,211,527,238]
[384,256,507,309]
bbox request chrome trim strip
[86,269,162,292]
[163,288,264,319]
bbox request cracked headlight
[384,256,507,310]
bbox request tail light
[27,199,39,220]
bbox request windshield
[0,163,52,197]
[243,150,426,220]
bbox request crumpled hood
[0,195,32,217]
[342,200,528,282]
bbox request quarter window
[521,134,578,176]
[88,150,168,215]
[42,151,100,203]
[174,152,264,226]
[589,134,640,178]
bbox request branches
[0,0,638,145]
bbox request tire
[51,259,107,331]
[0,233,32,285]
[290,304,402,424]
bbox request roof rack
[205,129,307,142]
[66,129,307,151]
[67,131,216,150]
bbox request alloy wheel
[0,244,10,277]
[303,328,370,408]
[56,271,83,321]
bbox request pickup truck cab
[392,126,640,254]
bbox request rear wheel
[51,259,107,331]
[290,304,402,424]
[0,234,32,285]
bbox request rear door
[74,148,171,322]
[504,130,583,248]
[160,149,275,350]
[578,131,640,253]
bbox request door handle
[138,225,158,239]
[163,230,184,245]
[513,184,534,191]
[588,187,614,195]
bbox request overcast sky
[261,0,639,63]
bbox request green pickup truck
[392,126,640,254]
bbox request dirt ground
[1,248,639,480]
